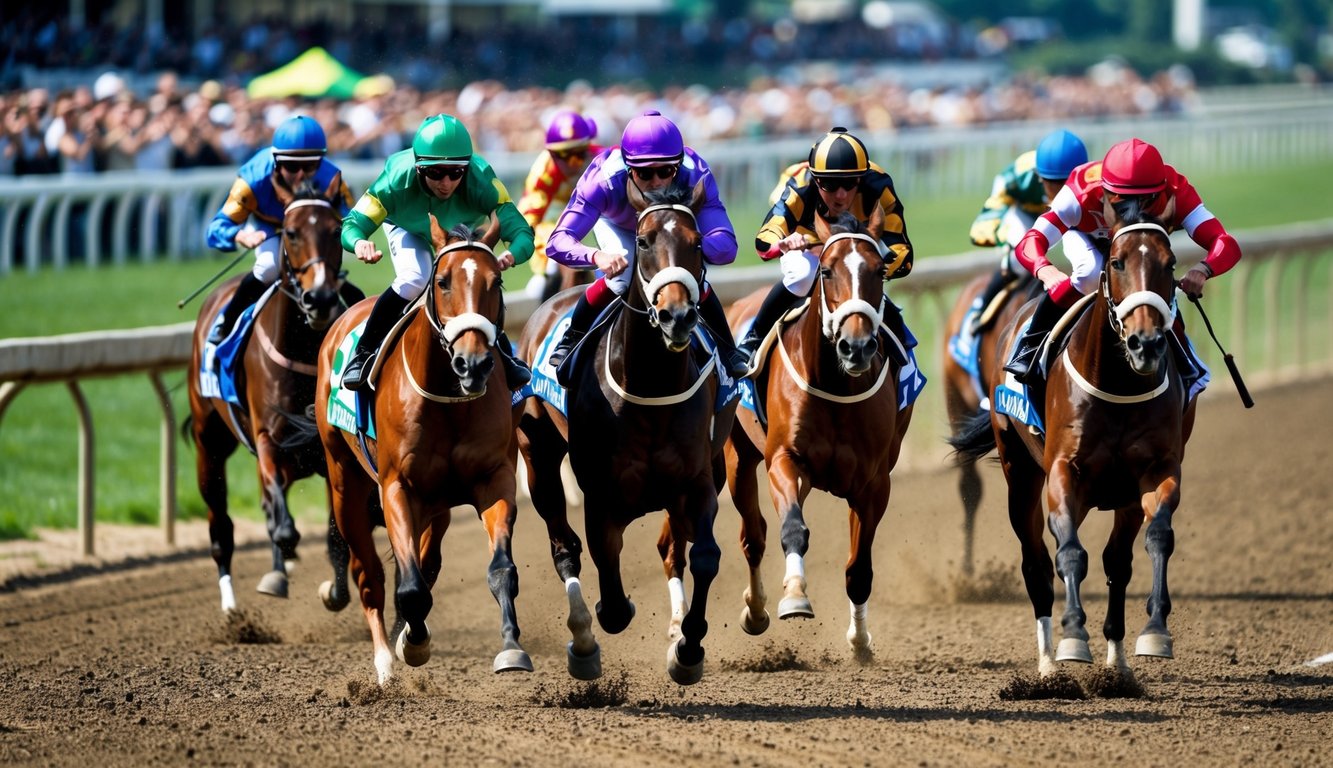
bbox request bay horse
[950,199,1198,678]
[186,182,354,612]
[941,266,1040,577]
[516,180,735,685]
[723,207,911,661]
[314,214,530,685]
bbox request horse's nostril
[1126,335,1142,352]
[452,356,468,377]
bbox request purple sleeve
[683,153,737,266]
[546,157,610,269]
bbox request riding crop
[177,247,254,309]
[1186,294,1254,408]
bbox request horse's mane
[290,180,329,202]
[449,223,484,242]
[825,212,866,237]
[1108,196,1164,228]
[641,184,693,207]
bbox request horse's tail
[947,408,997,463]
[274,404,322,453]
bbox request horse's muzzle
[1124,329,1169,375]
[452,350,494,394]
[654,305,698,352]
[301,287,340,330]
[836,334,879,376]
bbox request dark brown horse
[941,266,1039,577]
[516,180,735,685]
[950,201,1198,678]
[314,214,529,685]
[187,183,352,612]
[723,208,912,661]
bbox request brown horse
[516,180,735,685]
[941,266,1040,577]
[313,214,529,685]
[724,208,912,661]
[950,200,1198,678]
[186,183,353,612]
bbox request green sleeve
[496,199,535,265]
[341,164,396,252]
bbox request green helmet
[413,114,472,166]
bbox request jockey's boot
[968,267,1013,336]
[547,288,605,371]
[1003,291,1063,385]
[698,288,749,378]
[736,282,802,374]
[492,302,531,389]
[209,272,268,345]
[341,290,411,392]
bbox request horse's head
[812,206,888,376]
[1103,196,1179,377]
[626,179,707,352]
[425,213,504,395]
[278,178,346,331]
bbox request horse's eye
[819,267,833,279]
[436,275,451,291]
[284,228,299,239]
[636,236,649,251]
[1110,259,1125,272]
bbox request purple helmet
[620,110,683,167]
[545,110,597,151]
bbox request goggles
[276,159,320,174]
[814,175,860,192]
[418,165,467,181]
[630,164,678,182]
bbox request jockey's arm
[494,199,535,266]
[205,177,256,252]
[872,183,913,279]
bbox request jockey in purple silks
[544,109,748,379]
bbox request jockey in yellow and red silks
[1004,137,1242,387]
[516,110,604,297]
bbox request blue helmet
[1035,129,1087,182]
[271,115,327,161]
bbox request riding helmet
[620,110,684,167]
[808,127,869,177]
[545,110,598,151]
[1101,138,1167,195]
[1035,129,1088,182]
[413,114,473,167]
[271,115,327,161]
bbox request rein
[775,300,903,404]
[277,198,345,307]
[817,232,884,341]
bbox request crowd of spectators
[0,11,1201,177]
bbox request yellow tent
[247,47,376,100]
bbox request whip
[1186,294,1254,408]
[177,247,254,309]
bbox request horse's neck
[399,311,452,388]
[259,291,318,359]
[610,300,693,391]
[1067,295,1131,388]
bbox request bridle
[816,232,885,343]
[277,198,347,315]
[628,203,702,326]
[1100,222,1177,343]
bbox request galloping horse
[724,208,912,661]
[516,180,734,685]
[314,215,529,685]
[941,266,1040,577]
[187,182,353,612]
[950,200,1197,678]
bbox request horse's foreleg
[1137,475,1180,659]
[1103,506,1143,672]
[656,518,689,642]
[1046,459,1092,666]
[768,451,814,620]
[1000,443,1056,675]
[669,488,720,686]
[477,492,533,674]
[254,433,299,598]
[586,501,634,635]
[381,479,434,669]
[336,485,392,685]
[726,435,769,635]
[844,481,890,663]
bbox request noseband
[817,232,885,342]
[633,204,702,326]
[1101,223,1177,341]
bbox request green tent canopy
[247,47,372,100]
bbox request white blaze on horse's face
[844,251,866,300]
[461,257,478,310]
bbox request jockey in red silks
[517,110,605,297]
[544,109,747,380]
[1004,137,1242,385]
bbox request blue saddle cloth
[198,288,274,409]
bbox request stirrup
[341,351,374,391]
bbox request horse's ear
[428,213,448,254]
[321,171,342,203]
[866,202,885,243]
[480,212,502,249]
[689,178,707,213]
[626,175,648,212]
[1158,194,1176,228]
[273,175,296,208]
[813,211,832,244]
[1102,193,1122,233]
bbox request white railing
[2,221,1330,555]
[4,99,1333,274]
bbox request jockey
[544,109,747,379]
[338,113,535,392]
[965,129,1094,335]
[205,115,356,344]
[517,110,605,297]
[738,127,914,368]
[1004,137,1242,384]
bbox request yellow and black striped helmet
[808,127,869,177]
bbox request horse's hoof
[256,570,289,598]
[395,626,432,667]
[1056,638,1093,663]
[594,599,636,634]
[1135,632,1174,659]
[740,606,770,635]
[566,641,603,680]
[777,596,814,620]
[667,639,704,686]
[493,648,534,673]
[318,580,349,612]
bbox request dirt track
[1,382,1330,767]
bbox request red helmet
[1101,138,1166,195]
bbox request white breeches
[385,223,434,300]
